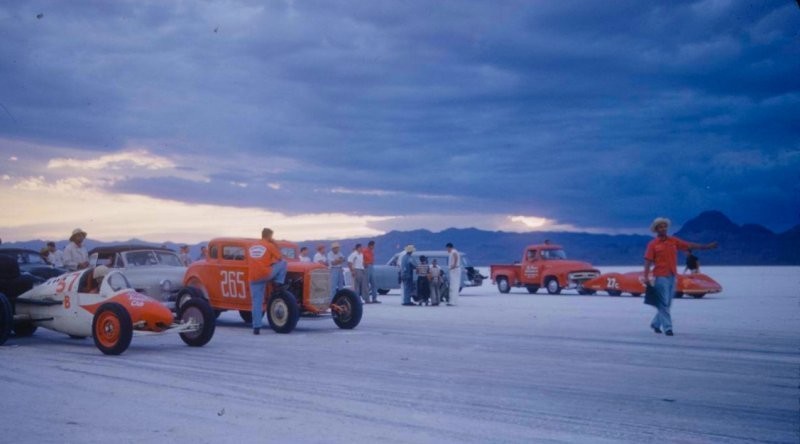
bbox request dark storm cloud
[1,0,798,232]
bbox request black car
[0,248,68,281]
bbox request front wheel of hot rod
[0,293,12,346]
[267,290,300,334]
[92,302,133,355]
[178,297,215,347]
[331,289,363,330]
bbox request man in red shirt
[249,228,287,335]
[363,240,380,303]
[644,217,717,336]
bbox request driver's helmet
[93,265,110,282]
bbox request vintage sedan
[0,248,68,281]
[89,245,188,311]
[372,250,484,295]
[0,264,215,355]
[582,270,723,298]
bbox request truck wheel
[525,285,539,294]
[607,289,622,296]
[497,277,510,294]
[332,289,363,330]
[267,290,300,334]
[691,293,706,299]
[13,322,37,337]
[545,278,561,295]
[178,297,215,347]
[377,289,389,295]
[0,293,12,346]
[92,302,133,355]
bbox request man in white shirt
[313,245,327,265]
[299,247,312,263]
[45,241,64,267]
[347,243,368,303]
[446,242,460,306]
[63,228,90,271]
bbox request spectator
[429,258,444,306]
[684,249,700,274]
[63,228,90,271]
[347,243,369,303]
[644,217,717,336]
[197,245,208,261]
[313,244,327,265]
[446,242,461,306]
[299,246,311,263]
[249,228,287,335]
[327,242,346,299]
[364,240,380,303]
[45,241,64,267]
[415,255,431,305]
[400,245,416,306]
[178,245,193,266]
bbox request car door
[372,253,401,291]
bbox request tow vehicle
[490,243,600,294]
[182,237,362,334]
[0,261,215,355]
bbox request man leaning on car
[248,228,287,335]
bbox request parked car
[0,248,68,281]
[0,263,215,355]
[490,244,600,294]
[183,237,362,334]
[88,245,188,311]
[582,271,722,298]
[372,250,484,295]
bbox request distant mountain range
[3,211,798,266]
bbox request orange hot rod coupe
[581,271,722,298]
[182,237,362,334]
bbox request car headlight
[160,279,173,292]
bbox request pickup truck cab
[490,244,600,294]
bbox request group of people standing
[400,242,461,307]
[306,240,380,304]
[38,228,91,271]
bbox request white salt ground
[1,266,798,443]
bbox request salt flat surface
[1,266,798,443]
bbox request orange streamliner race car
[581,271,722,298]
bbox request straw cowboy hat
[331,242,340,248]
[404,244,415,253]
[650,217,671,233]
[69,228,87,241]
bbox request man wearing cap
[446,242,461,306]
[63,228,90,271]
[327,242,346,299]
[400,245,417,306]
[249,228,287,335]
[644,217,717,336]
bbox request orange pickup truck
[490,244,600,294]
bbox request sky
[1,0,798,243]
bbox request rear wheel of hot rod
[267,290,300,334]
[0,293,12,346]
[178,297,215,347]
[331,289,363,330]
[92,302,133,355]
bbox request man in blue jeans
[249,228,287,335]
[644,217,717,336]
